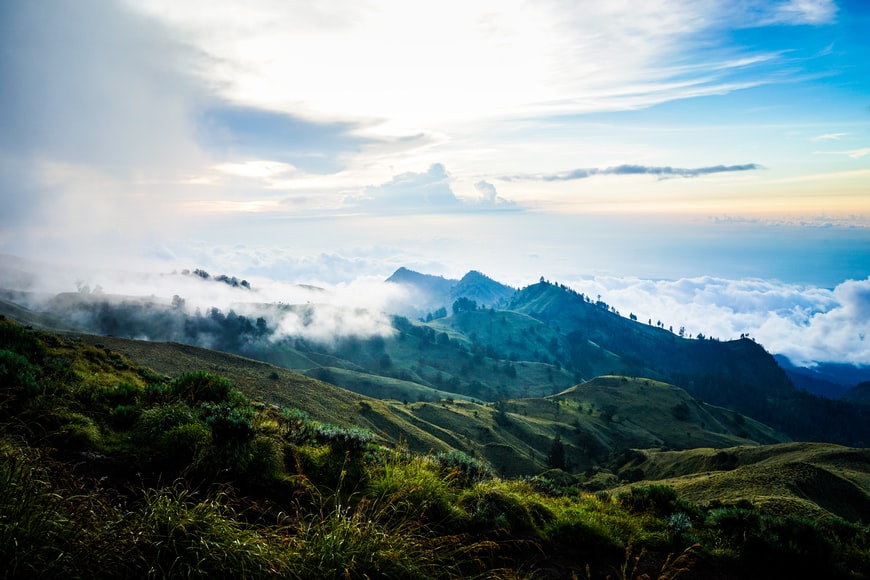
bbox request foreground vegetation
[1,318,868,578]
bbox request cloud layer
[506,164,762,182]
[564,274,870,367]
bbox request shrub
[245,435,285,481]
[0,320,47,362]
[279,407,315,444]
[458,483,550,534]
[433,449,495,487]
[313,423,374,453]
[0,349,41,395]
[618,485,681,517]
[55,412,102,450]
[133,403,199,444]
[156,422,211,463]
[170,371,240,405]
[110,403,141,429]
[200,400,255,444]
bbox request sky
[1,0,869,367]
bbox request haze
[1,0,869,367]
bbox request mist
[0,255,403,347]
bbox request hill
[2,318,868,578]
[612,442,870,522]
[3,271,870,447]
[70,331,782,478]
[385,267,515,317]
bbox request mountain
[4,269,870,447]
[844,381,870,405]
[775,354,870,399]
[385,267,515,317]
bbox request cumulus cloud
[473,181,517,208]
[564,274,870,367]
[348,164,516,213]
[506,163,762,182]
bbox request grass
[1,318,869,578]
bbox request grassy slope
[613,442,870,521]
[73,334,789,478]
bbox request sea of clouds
[564,275,870,367]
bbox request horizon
[1,0,868,368]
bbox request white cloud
[121,0,795,131]
[564,275,870,366]
[811,132,848,141]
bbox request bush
[201,400,255,444]
[110,404,141,429]
[433,449,495,487]
[0,349,41,395]
[55,412,102,450]
[0,320,47,362]
[313,423,374,453]
[170,371,239,405]
[133,403,199,444]
[156,423,211,463]
[618,484,682,517]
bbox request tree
[452,297,478,315]
[547,434,566,470]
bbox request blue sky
[1,0,869,365]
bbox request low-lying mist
[0,255,404,348]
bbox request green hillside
[612,442,870,522]
[2,317,869,578]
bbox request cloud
[473,181,517,208]
[815,148,870,159]
[0,253,403,346]
[506,163,762,182]
[564,274,870,367]
[197,105,377,174]
[811,132,848,141]
[768,0,838,25]
[348,165,517,214]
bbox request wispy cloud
[505,163,762,182]
[814,148,870,159]
[811,132,848,141]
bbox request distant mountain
[775,355,870,399]
[385,267,515,317]
[844,382,870,405]
[4,267,870,447]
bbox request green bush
[201,400,255,444]
[133,403,199,444]
[245,435,285,481]
[0,320,47,362]
[433,449,495,487]
[110,403,141,429]
[55,412,102,450]
[171,371,240,405]
[618,484,682,517]
[156,422,211,463]
[0,349,41,395]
